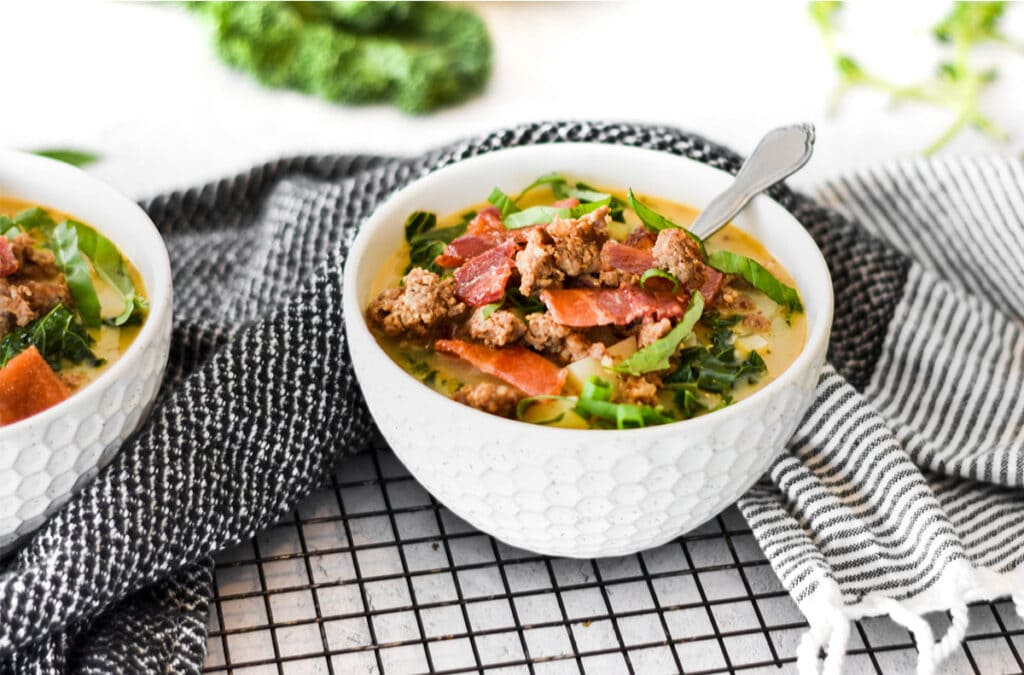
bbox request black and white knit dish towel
[0,122,1020,675]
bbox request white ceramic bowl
[0,151,172,552]
[344,143,832,558]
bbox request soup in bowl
[365,180,806,430]
[344,143,832,558]
[0,151,172,551]
[0,197,149,426]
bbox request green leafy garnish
[614,291,705,376]
[628,189,680,232]
[810,1,1020,154]
[663,314,767,402]
[410,223,466,245]
[8,208,147,326]
[402,210,467,275]
[0,304,103,371]
[504,290,546,315]
[31,149,101,168]
[406,240,447,275]
[483,290,545,318]
[504,206,566,229]
[69,220,147,325]
[668,346,766,396]
[565,184,612,203]
[673,385,707,419]
[50,221,102,328]
[513,174,612,203]
[573,182,626,222]
[0,216,18,239]
[511,174,624,220]
[627,189,706,255]
[487,188,520,217]
[705,250,803,312]
[569,198,612,217]
[639,268,679,293]
[574,376,674,429]
[513,173,567,202]
[13,207,57,233]
[502,198,612,230]
[705,313,744,352]
[404,211,437,242]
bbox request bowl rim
[344,142,833,439]
[0,149,172,438]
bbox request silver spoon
[688,123,815,240]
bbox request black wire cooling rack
[204,439,1024,675]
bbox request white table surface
[4,2,1024,200]
[5,3,1023,673]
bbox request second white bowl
[0,151,173,552]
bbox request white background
[3,1,1024,199]
[5,4,1024,670]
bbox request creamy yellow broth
[369,185,806,424]
[0,197,146,389]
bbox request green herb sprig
[403,210,467,275]
[0,304,103,371]
[705,251,803,313]
[480,289,546,320]
[810,1,1021,154]
[508,174,625,221]
[487,188,520,218]
[574,376,674,429]
[190,2,492,114]
[663,314,767,408]
[72,221,148,326]
[51,222,103,328]
[627,189,707,255]
[614,291,704,376]
[503,199,611,229]
[20,207,147,328]
[639,268,680,293]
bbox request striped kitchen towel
[0,122,1020,673]
[740,157,1024,675]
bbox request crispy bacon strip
[624,228,657,250]
[0,236,18,277]
[435,339,566,397]
[435,234,496,268]
[697,268,724,304]
[0,346,70,426]
[465,206,505,238]
[453,240,516,306]
[600,240,654,274]
[540,287,685,327]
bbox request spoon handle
[688,123,815,240]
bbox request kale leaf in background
[190,2,492,114]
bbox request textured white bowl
[0,151,172,552]
[344,143,832,558]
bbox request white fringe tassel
[797,597,970,675]
[796,583,850,675]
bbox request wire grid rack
[204,439,1024,675]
